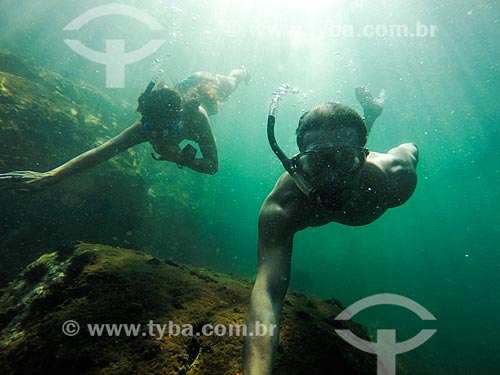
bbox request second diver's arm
[182,107,218,175]
[51,121,147,181]
[0,121,147,192]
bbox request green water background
[1,0,499,373]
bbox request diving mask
[292,144,368,176]
[267,85,368,204]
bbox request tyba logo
[63,3,165,88]
[334,293,436,375]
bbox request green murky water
[1,0,499,373]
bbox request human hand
[151,144,196,167]
[0,170,57,193]
[355,87,383,119]
[151,145,182,163]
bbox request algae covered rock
[0,243,411,375]
[0,48,215,289]
[0,48,150,286]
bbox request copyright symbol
[62,320,80,336]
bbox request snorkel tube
[139,79,156,111]
[267,88,292,172]
[139,80,157,132]
[267,84,318,200]
[141,60,165,106]
[140,61,165,130]
[144,80,156,95]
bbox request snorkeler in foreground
[243,87,419,374]
[0,67,250,192]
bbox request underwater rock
[0,243,412,375]
[0,47,213,289]
[0,48,150,286]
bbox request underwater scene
[0,0,499,374]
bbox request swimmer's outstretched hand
[0,170,57,193]
[355,87,383,119]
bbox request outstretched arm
[243,202,293,375]
[51,121,146,179]
[243,176,307,375]
[0,121,146,192]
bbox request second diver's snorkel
[267,84,320,201]
[139,59,165,126]
[144,80,156,95]
[140,80,157,133]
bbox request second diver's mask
[139,80,182,134]
[267,85,368,210]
